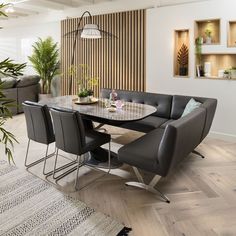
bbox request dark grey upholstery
[122,116,168,133]
[101,88,217,181]
[18,84,40,113]
[101,89,217,141]
[1,75,40,115]
[22,101,55,145]
[118,107,206,177]
[101,89,173,118]
[16,75,40,88]
[51,107,111,156]
[170,95,217,141]
[2,88,18,115]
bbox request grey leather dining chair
[50,107,111,190]
[22,101,56,174]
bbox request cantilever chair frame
[50,108,111,191]
[23,101,79,177]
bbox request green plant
[0,4,26,163]
[177,44,189,68]
[28,37,60,94]
[195,37,203,65]
[78,89,89,98]
[68,64,99,95]
[205,29,212,37]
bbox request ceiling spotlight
[5,4,15,13]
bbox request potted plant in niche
[68,64,99,102]
[205,28,212,44]
[0,3,26,163]
[195,37,204,77]
[177,43,189,76]
[28,37,60,100]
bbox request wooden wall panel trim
[61,10,146,96]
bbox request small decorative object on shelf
[205,28,212,44]
[177,43,189,76]
[218,69,224,78]
[195,19,220,45]
[204,62,211,77]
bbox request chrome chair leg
[74,141,112,191]
[53,148,59,179]
[75,155,82,190]
[107,141,111,173]
[25,139,54,169]
[54,155,80,181]
[125,167,170,203]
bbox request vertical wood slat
[61,10,146,96]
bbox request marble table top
[39,95,157,123]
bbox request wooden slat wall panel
[61,10,146,96]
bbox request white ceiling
[0,0,211,19]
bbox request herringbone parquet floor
[2,114,236,236]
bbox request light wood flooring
[2,113,236,236]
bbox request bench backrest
[101,89,173,119]
[158,107,206,176]
[171,95,217,140]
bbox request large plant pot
[39,93,52,101]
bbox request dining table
[39,95,157,168]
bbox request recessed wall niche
[174,29,189,77]
[196,53,236,80]
[195,19,220,45]
[228,21,236,47]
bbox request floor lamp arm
[68,11,93,95]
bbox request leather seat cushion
[121,116,168,133]
[118,128,164,174]
[160,119,175,129]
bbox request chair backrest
[50,107,86,155]
[22,101,55,145]
[158,107,206,176]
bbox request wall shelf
[195,19,220,45]
[173,29,189,77]
[195,53,236,80]
[228,21,236,47]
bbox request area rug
[0,160,130,236]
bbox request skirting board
[208,131,236,142]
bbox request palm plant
[28,37,60,94]
[177,43,189,76]
[0,4,26,162]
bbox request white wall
[0,21,60,74]
[147,0,236,138]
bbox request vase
[206,37,212,44]
[230,69,236,79]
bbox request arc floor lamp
[65,11,116,95]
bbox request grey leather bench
[101,88,217,202]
